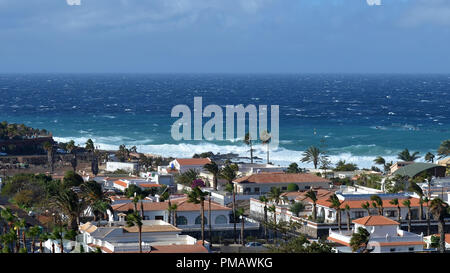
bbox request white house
[167,158,212,174]
[327,215,424,253]
[233,172,332,195]
[315,193,428,224]
[106,161,139,173]
[78,220,209,253]
[236,163,285,177]
[111,196,232,229]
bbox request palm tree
[219,163,238,243]
[169,204,178,227]
[85,139,98,175]
[402,199,412,232]
[50,187,86,231]
[125,211,143,253]
[260,130,271,164]
[389,198,401,222]
[373,156,388,173]
[344,204,351,231]
[66,140,77,172]
[268,205,277,242]
[13,218,26,253]
[51,225,66,254]
[409,182,424,220]
[81,180,111,221]
[361,201,371,216]
[370,195,383,216]
[268,187,282,205]
[43,141,54,173]
[259,196,269,241]
[397,148,420,161]
[208,192,212,243]
[187,186,209,246]
[425,152,435,163]
[423,197,431,235]
[437,139,450,159]
[27,226,41,253]
[38,232,50,253]
[236,208,246,246]
[301,146,323,169]
[203,161,219,190]
[305,190,318,221]
[429,198,448,253]
[244,133,254,164]
[350,227,370,253]
[327,194,342,231]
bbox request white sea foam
[53,136,403,169]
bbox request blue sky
[0,0,450,73]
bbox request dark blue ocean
[0,74,449,168]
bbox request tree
[333,160,358,172]
[259,196,269,241]
[373,156,387,173]
[370,195,383,216]
[116,144,129,162]
[43,141,55,173]
[361,201,371,216]
[268,205,277,241]
[429,198,448,253]
[26,226,41,253]
[81,180,112,221]
[260,130,271,164]
[268,187,282,205]
[50,187,86,231]
[344,204,351,231]
[269,234,333,253]
[286,163,301,173]
[236,208,246,246]
[409,182,424,220]
[125,211,143,253]
[327,194,342,231]
[389,198,401,222]
[175,169,199,186]
[437,139,450,159]
[301,146,323,169]
[244,133,254,164]
[289,202,305,217]
[85,139,98,175]
[187,186,209,246]
[203,161,219,190]
[219,163,239,243]
[62,171,84,188]
[397,148,420,161]
[423,197,431,235]
[305,190,318,221]
[287,183,299,192]
[402,199,412,232]
[425,152,435,163]
[350,227,370,253]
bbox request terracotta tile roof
[176,158,211,166]
[327,236,350,247]
[352,216,400,226]
[150,244,209,253]
[112,197,231,212]
[295,189,336,202]
[316,196,426,209]
[113,180,128,188]
[233,173,331,184]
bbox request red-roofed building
[233,173,331,195]
[327,215,424,253]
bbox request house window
[354,211,365,219]
[215,215,228,224]
[195,216,208,225]
[244,188,251,194]
[281,187,287,191]
[385,210,396,218]
[411,209,419,220]
[327,210,333,218]
[176,216,188,226]
[304,186,311,190]
[155,215,164,220]
[408,247,414,252]
[390,248,396,252]
[254,187,260,193]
